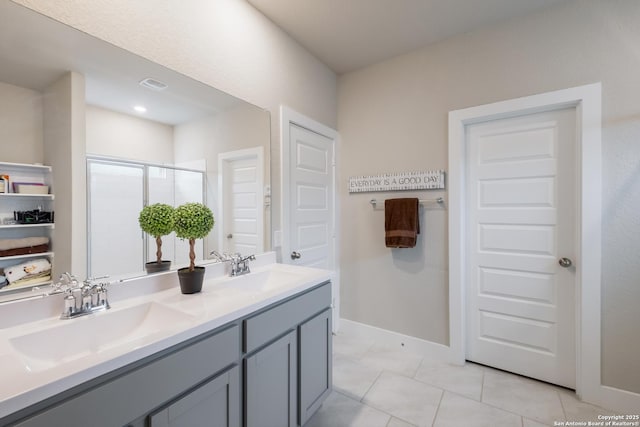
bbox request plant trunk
[155,236,163,264]
[189,238,196,272]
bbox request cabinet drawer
[244,282,330,353]
[14,325,240,427]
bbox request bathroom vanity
[0,255,332,427]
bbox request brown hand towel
[385,198,420,248]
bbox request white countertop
[0,254,332,420]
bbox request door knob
[291,251,301,260]
[558,257,572,268]
[226,234,233,239]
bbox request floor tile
[359,344,424,377]
[482,368,565,424]
[558,390,617,422]
[414,359,484,401]
[330,331,617,427]
[305,391,390,427]
[333,354,383,400]
[387,417,417,427]
[363,371,442,427]
[433,392,522,427]
[523,418,550,427]
[333,333,374,359]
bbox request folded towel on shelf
[0,237,49,251]
[0,244,49,257]
[5,272,51,289]
[4,258,52,284]
[384,198,420,248]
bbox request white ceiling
[247,0,566,74]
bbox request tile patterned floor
[306,332,616,427]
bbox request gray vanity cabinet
[299,308,332,426]
[4,281,332,427]
[242,282,332,427]
[244,330,297,427]
[149,365,240,427]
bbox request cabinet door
[245,330,297,427]
[149,365,240,427]
[299,309,332,426]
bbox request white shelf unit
[0,251,54,262]
[0,161,54,292]
[0,280,53,296]
[0,161,51,170]
[0,193,55,200]
[0,223,55,230]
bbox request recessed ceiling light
[139,77,168,91]
[134,105,147,113]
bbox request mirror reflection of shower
[87,158,204,278]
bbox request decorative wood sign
[349,170,445,193]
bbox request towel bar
[369,197,444,208]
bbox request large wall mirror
[0,2,271,297]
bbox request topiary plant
[173,202,214,272]
[138,203,175,264]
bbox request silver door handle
[559,257,572,268]
[226,234,233,239]
[291,251,301,260]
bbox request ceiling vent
[139,78,168,91]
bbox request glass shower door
[147,166,205,267]
[88,160,145,277]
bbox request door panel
[466,108,576,388]
[226,158,258,254]
[219,149,263,255]
[288,124,334,269]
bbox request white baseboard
[598,385,640,414]
[338,318,450,362]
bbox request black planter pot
[177,266,205,294]
[145,260,172,274]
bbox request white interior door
[218,148,264,255]
[466,108,577,388]
[286,124,334,269]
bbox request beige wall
[174,104,271,254]
[338,0,640,394]
[86,105,175,164]
[0,82,43,164]
[43,72,86,279]
[174,105,270,172]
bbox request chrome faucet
[230,253,256,276]
[209,251,256,277]
[52,273,110,319]
[210,250,227,263]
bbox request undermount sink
[216,265,307,294]
[9,302,193,372]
